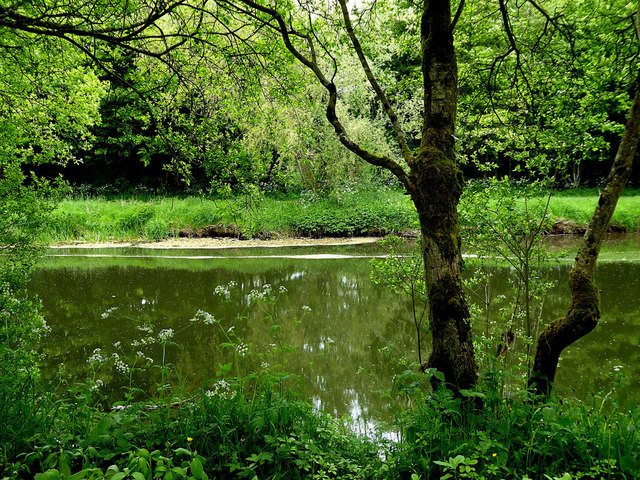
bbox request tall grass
[42,187,640,244]
[5,368,640,479]
[40,187,419,243]
[546,194,640,231]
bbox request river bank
[41,188,640,244]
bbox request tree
[529,43,640,397]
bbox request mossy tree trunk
[404,0,477,392]
[337,0,478,392]
[530,80,640,397]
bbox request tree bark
[404,0,478,392]
[530,80,640,397]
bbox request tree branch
[336,0,414,165]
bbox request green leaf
[218,362,233,373]
[190,457,204,479]
[35,470,61,480]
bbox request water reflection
[30,239,640,425]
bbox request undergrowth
[4,367,640,479]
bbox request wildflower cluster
[136,323,154,334]
[191,309,217,325]
[214,281,237,300]
[205,379,236,400]
[90,379,104,391]
[236,343,249,357]
[88,348,106,365]
[158,328,174,343]
[131,336,155,348]
[136,351,154,364]
[112,352,130,375]
[247,284,273,302]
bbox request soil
[545,219,627,235]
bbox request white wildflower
[248,284,273,302]
[90,379,104,391]
[137,323,153,334]
[158,328,174,343]
[236,343,249,356]
[114,356,130,375]
[88,348,106,365]
[192,310,217,325]
[302,305,312,312]
[205,379,236,400]
[214,285,231,300]
[278,285,288,293]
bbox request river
[29,234,640,428]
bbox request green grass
[40,187,640,243]
[544,189,640,232]
[4,372,640,479]
[40,187,419,243]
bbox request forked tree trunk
[405,0,478,392]
[530,81,640,397]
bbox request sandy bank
[50,236,386,249]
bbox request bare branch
[451,0,465,32]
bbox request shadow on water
[29,236,640,425]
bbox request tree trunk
[411,167,477,392]
[406,0,478,392]
[530,80,640,397]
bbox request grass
[545,188,640,232]
[41,187,418,243]
[39,186,640,244]
[4,366,640,479]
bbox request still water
[29,236,640,426]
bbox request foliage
[455,0,635,185]
[4,330,640,479]
[0,22,102,466]
[460,178,557,376]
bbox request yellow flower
[492,453,497,457]
[187,437,193,442]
